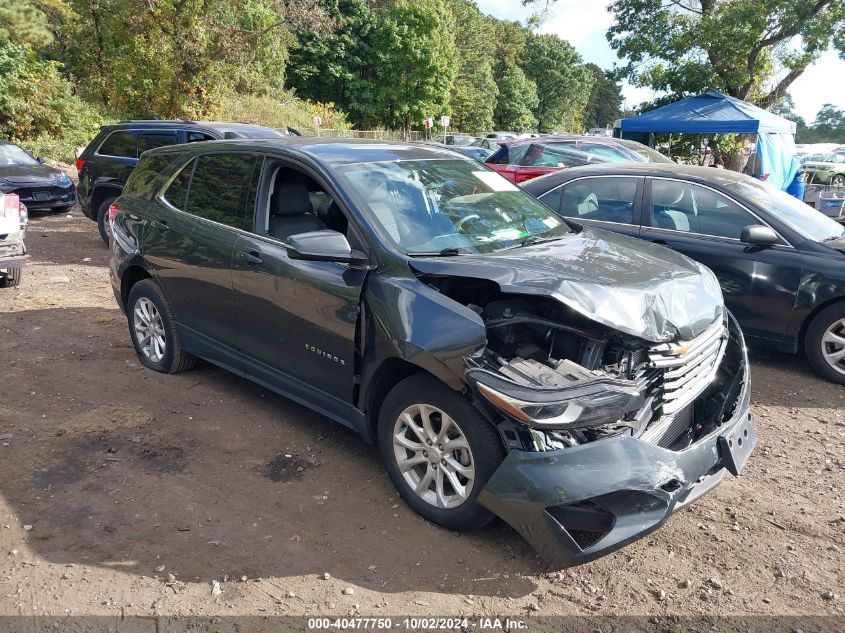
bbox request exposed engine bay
[420,277,745,454]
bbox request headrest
[272,182,312,217]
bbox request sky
[475,0,845,123]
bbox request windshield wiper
[822,233,844,242]
[407,248,469,257]
[503,235,565,250]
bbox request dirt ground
[0,208,843,622]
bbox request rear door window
[185,153,260,230]
[139,131,178,153]
[186,131,217,143]
[98,131,139,158]
[580,143,630,162]
[561,177,639,224]
[162,159,195,211]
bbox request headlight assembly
[469,368,644,430]
[56,172,73,187]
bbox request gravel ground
[0,209,843,622]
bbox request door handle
[156,219,170,231]
[244,251,263,266]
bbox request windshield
[615,139,674,164]
[338,159,571,254]
[0,144,38,166]
[724,177,844,242]
[820,152,845,163]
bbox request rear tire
[97,196,117,245]
[127,279,196,374]
[0,267,22,288]
[804,302,845,385]
[378,374,504,531]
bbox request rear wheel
[127,279,196,374]
[378,374,504,531]
[97,196,117,245]
[0,267,22,288]
[805,302,845,385]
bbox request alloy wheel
[392,404,476,509]
[133,297,166,363]
[821,318,845,376]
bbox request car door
[143,151,261,356]
[640,177,804,344]
[231,157,368,410]
[545,175,644,240]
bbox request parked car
[441,145,494,163]
[0,141,75,213]
[109,138,754,566]
[76,120,288,243]
[486,141,611,183]
[0,193,28,288]
[485,136,673,184]
[522,163,845,384]
[471,137,504,151]
[442,134,477,146]
[803,150,845,186]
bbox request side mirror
[36,157,45,164]
[285,230,369,265]
[740,224,779,247]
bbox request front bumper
[477,327,755,568]
[3,186,76,210]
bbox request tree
[606,0,845,108]
[56,0,299,118]
[445,0,496,134]
[354,0,457,135]
[286,0,373,113]
[523,33,593,132]
[583,63,622,130]
[493,65,537,132]
[0,0,55,48]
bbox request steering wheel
[456,214,482,233]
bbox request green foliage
[493,66,537,132]
[446,0,496,134]
[59,0,293,119]
[583,63,622,129]
[0,0,54,48]
[353,0,457,132]
[607,0,845,108]
[0,41,102,162]
[523,33,593,132]
[216,91,351,132]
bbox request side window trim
[159,156,196,211]
[643,176,794,247]
[559,175,644,228]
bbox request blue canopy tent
[618,91,799,190]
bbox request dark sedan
[522,163,845,384]
[0,142,75,212]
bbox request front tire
[0,267,22,288]
[832,174,845,187]
[127,279,196,374]
[97,196,117,245]
[378,374,504,531]
[805,302,845,384]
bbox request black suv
[109,139,755,566]
[77,120,289,243]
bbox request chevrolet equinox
[109,139,756,566]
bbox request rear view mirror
[285,230,369,266]
[741,224,779,247]
[36,157,45,164]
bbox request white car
[0,193,28,288]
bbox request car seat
[268,181,326,241]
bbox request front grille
[640,317,728,446]
[9,186,72,201]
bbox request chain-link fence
[287,128,426,141]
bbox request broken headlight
[469,365,644,430]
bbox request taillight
[107,200,120,226]
[18,202,28,223]
[75,158,85,171]
[2,193,20,219]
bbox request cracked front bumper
[477,358,754,568]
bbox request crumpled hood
[410,227,724,343]
[0,164,62,185]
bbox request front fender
[361,274,487,391]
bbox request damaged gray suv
[109,139,756,566]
